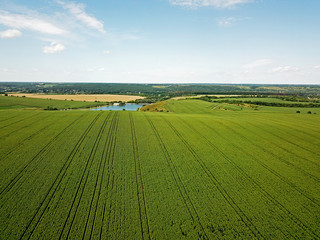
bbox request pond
[90,103,145,111]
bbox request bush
[307,111,312,114]
[296,111,300,113]
[44,106,58,111]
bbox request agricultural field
[171,95,241,100]
[0,95,104,110]
[8,94,145,103]
[1,97,320,239]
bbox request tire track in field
[51,112,114,238]
[103,173,115,239]
[129,113,151,240]
[214,119,320,207]
[0,114,85,199]
[222,119,320,179]
[192,118,320,239]
[0,115,52,139]
[99,115,118,240]
[246,115,320,153]
[241,119,320,160]
[101,114,118,237]
[145,114,209,240]
[0,123,51,160]
[13,115,87,215]
[0,114,86,160]
[0,113,20,123]
[252,115,320,138]
[176,117,301,239]
[0,112,41,130]
[130,113,145,240]
[163,117,264,240]
[59,112,111,240]
[236,120,320,169]
[18,112,103,240]
[96,113,118,240]
[82,112,119,240]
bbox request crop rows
[1,105,320,239]
[173,115,319,239]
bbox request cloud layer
[43,42,66,54]
[0,11,67,35]
[0,29,22,39]
[169,0,253,8]
[271,66,299,73]
[56,1,105,33]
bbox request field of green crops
[0,95,103,110]
[1,98,320,239]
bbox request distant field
[0,95,102,110]
[212,97,316,105]
[171,95,241,100]
[1,98,320,239]
[9,93,145,102]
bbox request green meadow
[0,95,103,110]
[1,97,320,239]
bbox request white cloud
[0,11,67,35]
[271,66,299,73]
[103,50,110,55]
[56,1,105,33]
[169,0,254,8]
[242,59,273,69]
[2,68,9,72]
[218,17,235,27]
[43,42,66,54]
[98,67,105,71]
[0,29,22,39]
[314,65,320,69]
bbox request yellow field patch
[140,101,167,112]
[9,93,145,102]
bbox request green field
[1,98,320,239]
[0,95,103,110]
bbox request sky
[0,0,320,84]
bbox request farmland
[0,95,104,110]
[8,94,145,103]
[1,97,320,239]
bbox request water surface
[90,103,144,111]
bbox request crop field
[0,95,103,110]
[8,94,145,102]
[1,99,320,239]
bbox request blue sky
[0,0,320,84]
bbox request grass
[212,97,317,105]
[140,101,167,112]
[1,97,320,239]
[0,95,104,110]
